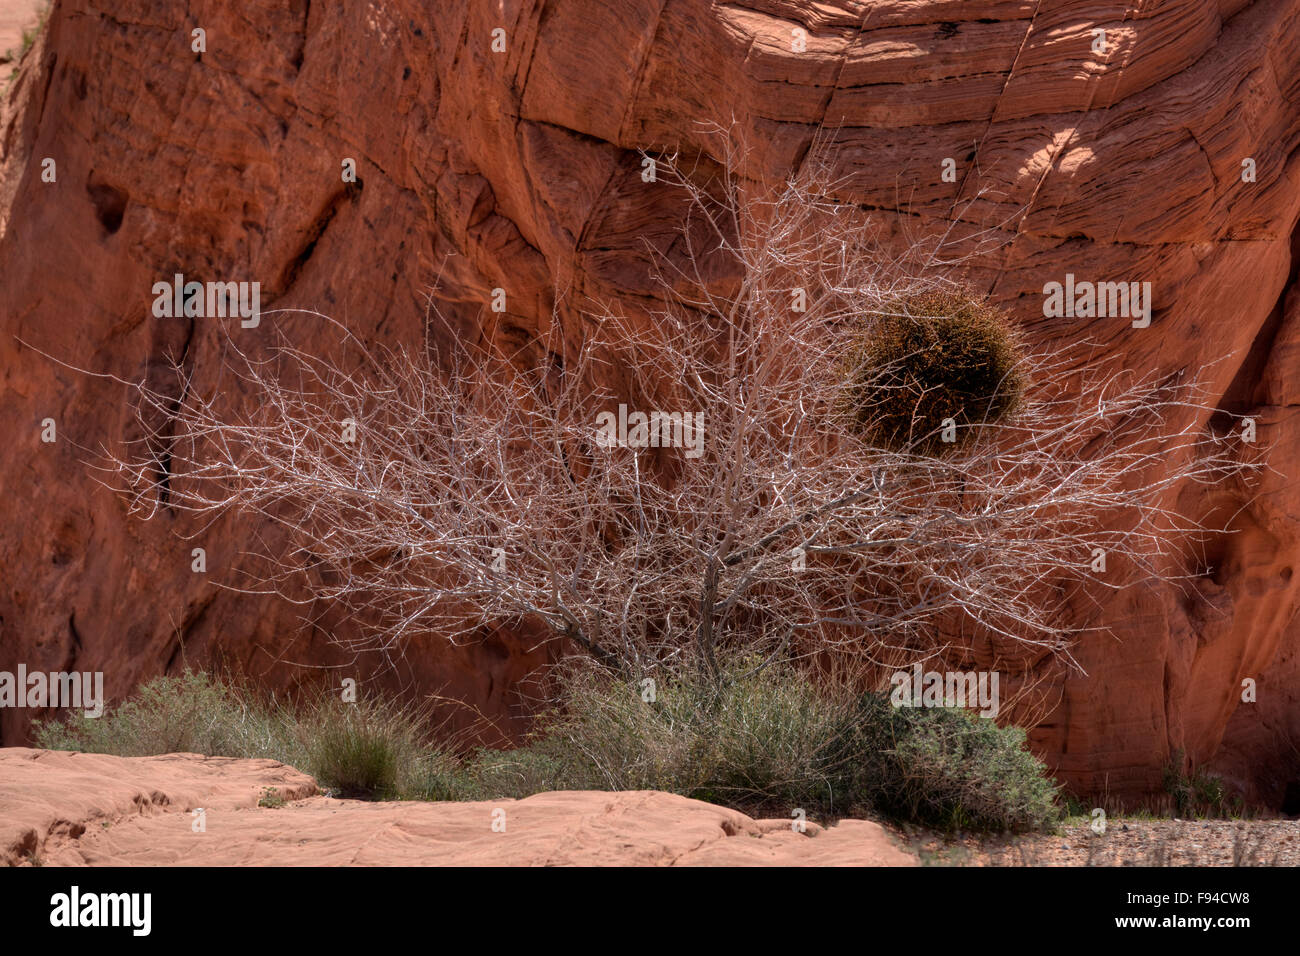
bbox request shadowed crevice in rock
[1214,216,1300,425]
[276,186,354,296]
[85,176,128,235]
[288,0,310,72]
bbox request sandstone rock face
[1,0,1299,806]
[0,749,915,866]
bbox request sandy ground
[903,818,1300,866]
[5,747,1296,866]
[1,748,914,866]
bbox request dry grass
[843,289,1027,454]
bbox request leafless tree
[102,131,1254,687]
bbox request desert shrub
[463,658,1058,832]
[845,289,1027,454]
[843,692,1059,832]
[464,658,855,813]
[32,671,290,759]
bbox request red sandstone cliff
[2,0,1299,807]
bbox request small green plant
[843,289,1027,454]
[1163,749,1238,818]
[257,787,286,809]
[296,693,430,800]
[1061,794,1091,820]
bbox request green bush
[33,663,1059,832]
[844,290,1027,454]
[33,671,290,760]
[462,658,1059,832]
[843,691,1059,832]
[463,659,854,812]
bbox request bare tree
[102,132,1253,687]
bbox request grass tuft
[34,670,432,802]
